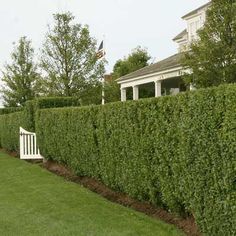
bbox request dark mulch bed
[1,149,201,236]
[42,160,201,236]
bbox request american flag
[96,41,105,59]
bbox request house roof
[173,29,187,41]
[117,53,183,82]
[182,2,211,19]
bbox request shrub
[0,107,23,115]
[24,97,81,131]
[36,84,236,236]
[0,97,82,149]
[35,97,82,109]
[0,112,26,151]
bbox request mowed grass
[0,152,184,236]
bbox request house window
[195,21,200,31]
[190,22,196,40]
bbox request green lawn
[0,151,184,236]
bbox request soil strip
[42,160,201,236]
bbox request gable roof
[173,29,187,41]
[117,53,183,82]
[182,2,211,19]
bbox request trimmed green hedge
[0,107,23,115]
[0,112,26,151]
[0,97,81,149]
[36,84,236,236]
[34,97,82,109]
[24,97,81,131]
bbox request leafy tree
[113,46,151,79]
[40,12,105,103]
[103,75,119,103]
[182,0,236,88]
[79,81,103,106]
[1,37,41,107]
[105,47,151,102]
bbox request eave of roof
[182,2,211,19]
[117,53,183,82]
[173,29,187,41]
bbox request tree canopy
[40,12,105,103]
[1,37,41,107]
[105,47,151,102]
[112,46,151,79]
[182,0,236,88]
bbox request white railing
[19,127,43,160]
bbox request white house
[116,2,211,101]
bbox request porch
[117,53,188,101]
[120,76,186,101]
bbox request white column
[121,88,127,102]
[155,81,162,97]
[190,83,196,91]
[133,85,139,100]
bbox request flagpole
[102,35,106,105]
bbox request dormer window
[173,2,211,51]
[190,20,201,41]
[190,22,195,36]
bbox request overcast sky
[0,0,209,106]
